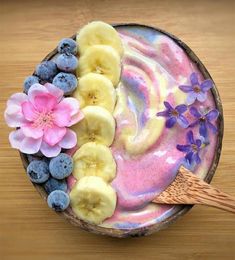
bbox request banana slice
[78,45,121,86]
[73,142,116,183]
[72,105,115,147]
[70,176,117,224]
[73,73,116,113]
[77,21,124,56]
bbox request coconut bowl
[20,24,223,238]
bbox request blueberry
[56,54,78,72]
[52,72,77,95]
[27,160,50,184]
[36,61,58,82]
[44,177,68,194]
[49,153,73,180]
[23,75,39,93]
[58,38,77,55]
[47,190,70,211]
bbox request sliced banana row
[73,73,116,113]
[70,22,123,225]
[77,21,123,58]
[73,142,116,183]
[72,105,115,147]
[73,22,122,128]
[78,45,121,86]
[70,176,117,225]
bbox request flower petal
[193,153,201,164]
[9,129,42,154]
[44,83,64,103]
[190,72,199,85]
[59,129,77,149]
[179,85,193,93]
[207,121,218,134]
[199,122,208,138]
[187,130,194,144]
[189,107,201,118]
[164,101,173,110]
[177,115,189,128]
[199,135,207,145]
[166,117,177,128]
[21,101,37,121]
[196,92,207,103]
[52,97,83,127]
[40,141,61,157]
[20,137,42,154]
[201,79,213,92]
[157,110,169,117]
[5,93,29,127]
[196,139,202,148]
[52,104,71,127]
[68,110,84,127]
[176,144,191,152]
[4,104,27,127]
[28,83,49,104]
[206,109,219,121]
[9,129,25,149]
[34,93,57,113]
[43,125,66,146]
[60,97,80,116]
[21,123,43,139]
[175,104,187,114]
[185,151,194,164]
[7,93,28,107]
[186,92,197,105]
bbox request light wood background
[1,0,235,259]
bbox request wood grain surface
[0,0,235,259]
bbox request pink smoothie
[69,25,219,229]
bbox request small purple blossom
[157,101,189,128]
[177,130,202,165]
[179,72,213,105]
[189,107,219,138]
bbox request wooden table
[1,0,235,259]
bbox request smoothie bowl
[5,22,223,238]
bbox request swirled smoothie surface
[69,25,218,229]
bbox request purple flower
[177,130,202,165]
[189,107,219,138]
[157,101,189,128]
[179,72,213,105]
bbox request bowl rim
[20,23,224,238]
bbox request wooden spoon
[152,166,235,213]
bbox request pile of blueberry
[27,153,73,211]
[24,38,78,95]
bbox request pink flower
[4,83,83,157]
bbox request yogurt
[99,25,218,229]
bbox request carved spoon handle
[152,166,235,214]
